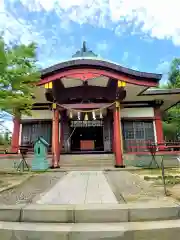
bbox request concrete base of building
[114,165,125,168]
[0,153,179,170]
[50,165,60,169]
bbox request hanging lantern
[92,111,96,120]
[69,111,73,119]
[52,103,56,109]
[77,112,81,120]
[45,81,53,89]
[84,113,88,121]
[99,110,103,119]
[116,80,127,101]
[118,80,126,88]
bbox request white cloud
[0,1,78,66]
[2,121,13,133]
[1,0,180,47]
[0,5,46,45]
[156,61,171,84]
[0,111,13,133]
[0,0,5,11]
[156,61,170,74]
[6,0,180,46]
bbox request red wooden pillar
[51,105,59,168]
[60,112,64,150]
[154,107,164,148]
[11,116,20,153]
[57,111,64,167]
[113,102,124,167]
[112,123,115,153]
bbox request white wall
[19,124,22,146]
[153,120,157,143]
[21,110,53,120]
[121,107,154,118]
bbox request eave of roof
[41,57,162,82]
[143,88,180,95]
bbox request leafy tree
[168,58,180,87]
[0,129,10,146]
[4,131,10,143]
[162,58,180,140]
[0,38,40,117]
[163,121,178,141]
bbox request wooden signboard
[80,140,95,150]
[70,120,103,128]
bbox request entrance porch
[70,125,104,152]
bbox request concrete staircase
[1,201,180,239]
[60,153,115,169]
[0,153,115,170]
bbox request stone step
[61,157,114,161]
[7,154,114,161]
[60,165,114,168]
[60,164,114,167]
[1,220,180,239]
[61,154,115,161]
[1,202,179,223]
[60,167,113,171]
[60,154,115,168]
[60,161,114,165]
[60,159,114,162]
[60,166,113,170]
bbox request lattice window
[122,120,154,152]
[21,122,52,146]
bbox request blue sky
[1,0,180,131]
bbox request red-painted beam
[61,103,112,109]
[38,68,157,87]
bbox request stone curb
[0,201,180,223]
[1,220,180,240]
[104,167,140,171]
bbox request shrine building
[11,42,180,168]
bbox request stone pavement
[105,171,170,202]
[0,172,65,205]
[37,171,118,204]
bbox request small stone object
[31,137,49,171]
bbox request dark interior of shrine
[70,126,104,152]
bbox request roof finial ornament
[82,41,87,52]
[72,41,98,58]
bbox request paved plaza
[0,170,168,205]
[37,171,118,204]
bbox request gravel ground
[104,171,170,203]
[0,172,66,205]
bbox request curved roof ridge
[41,58,162,81]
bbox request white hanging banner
[70,120,103,128]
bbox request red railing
[0,144,52,155]
[124,140,180,154]
[2,140,180,156]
